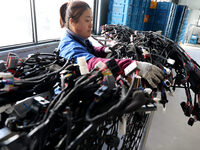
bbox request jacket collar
[66,29,88,44]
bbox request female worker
[58,0,164,88]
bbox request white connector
[77,56,89,75]
[94,61,106,70]
[144,88,152,95]
[124,61,137,76]
[167,58,175,65]
[163,66,171,75]
[119,114,127,135]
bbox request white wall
[179,0,200,10]
[184,10,200,42]
[188,9,200,24]
[178,0,200,43]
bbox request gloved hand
[137,61,164,88]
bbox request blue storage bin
[191,34,198,40]
[140,0,148,8]
[189,39,197,44]
[154,10,169,24]
[171,5,187,42]
[143,0,156,31]
[130,14,138,29]
[111,3,133,15]
[131,15,145,30]
[107,0,151,31]
[112,0,127,4]
[146,0,151,8]
[144,22,152,31]
[166,4,177,32]
[132,0,141,7]
[151,2,177,38]
[157,2,172,10]
[107,0,134,27]
[132,6,140,14]
[147,8,156,15]
[112,0,134,5]
[146,9,156,24]
[130,0,148,30]
[148,13,155,24]
[153,23,166,32]
[107,13,132,26]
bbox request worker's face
[70,8,93,39]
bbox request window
[0,0,95,49]
[35,0,94,41]
[0,0,32,47]
[35,0,68,41]
[197,15,200,27]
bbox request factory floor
[144,44,200,150]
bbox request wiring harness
[101,24,200,125]
[0,24,200,150]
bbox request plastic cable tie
[119,115,127,135]
[77,56,88,66]
[77,56,89,75]
[95,61,106,70]
[144,88,152,95]
[124,61,137,76]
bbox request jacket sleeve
[87,57,134,76]
[59,42,94,63]
[93,46,107,58]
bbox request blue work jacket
[58,30,95,63]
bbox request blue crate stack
[107,0,150,31]
[107,0,134,27]
[152,2,177,38]
[143,0,156,31]
[131,0,150,30]
[106,0,188,40]
[171,5,187,42]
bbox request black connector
[180,102,191,117]
[105,58,121,78]
[0,61,6,72]
[188,117,195,126]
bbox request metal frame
[30,0,38,44]
[139,112,155,150]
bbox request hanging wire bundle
[0,24,200,150]
[101,24,200,125]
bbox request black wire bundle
[101,24,200,126]
[1,25,200,150]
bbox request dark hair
[59,1,91,28]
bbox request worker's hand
[137,61,164,88]
[104,40,118,53]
